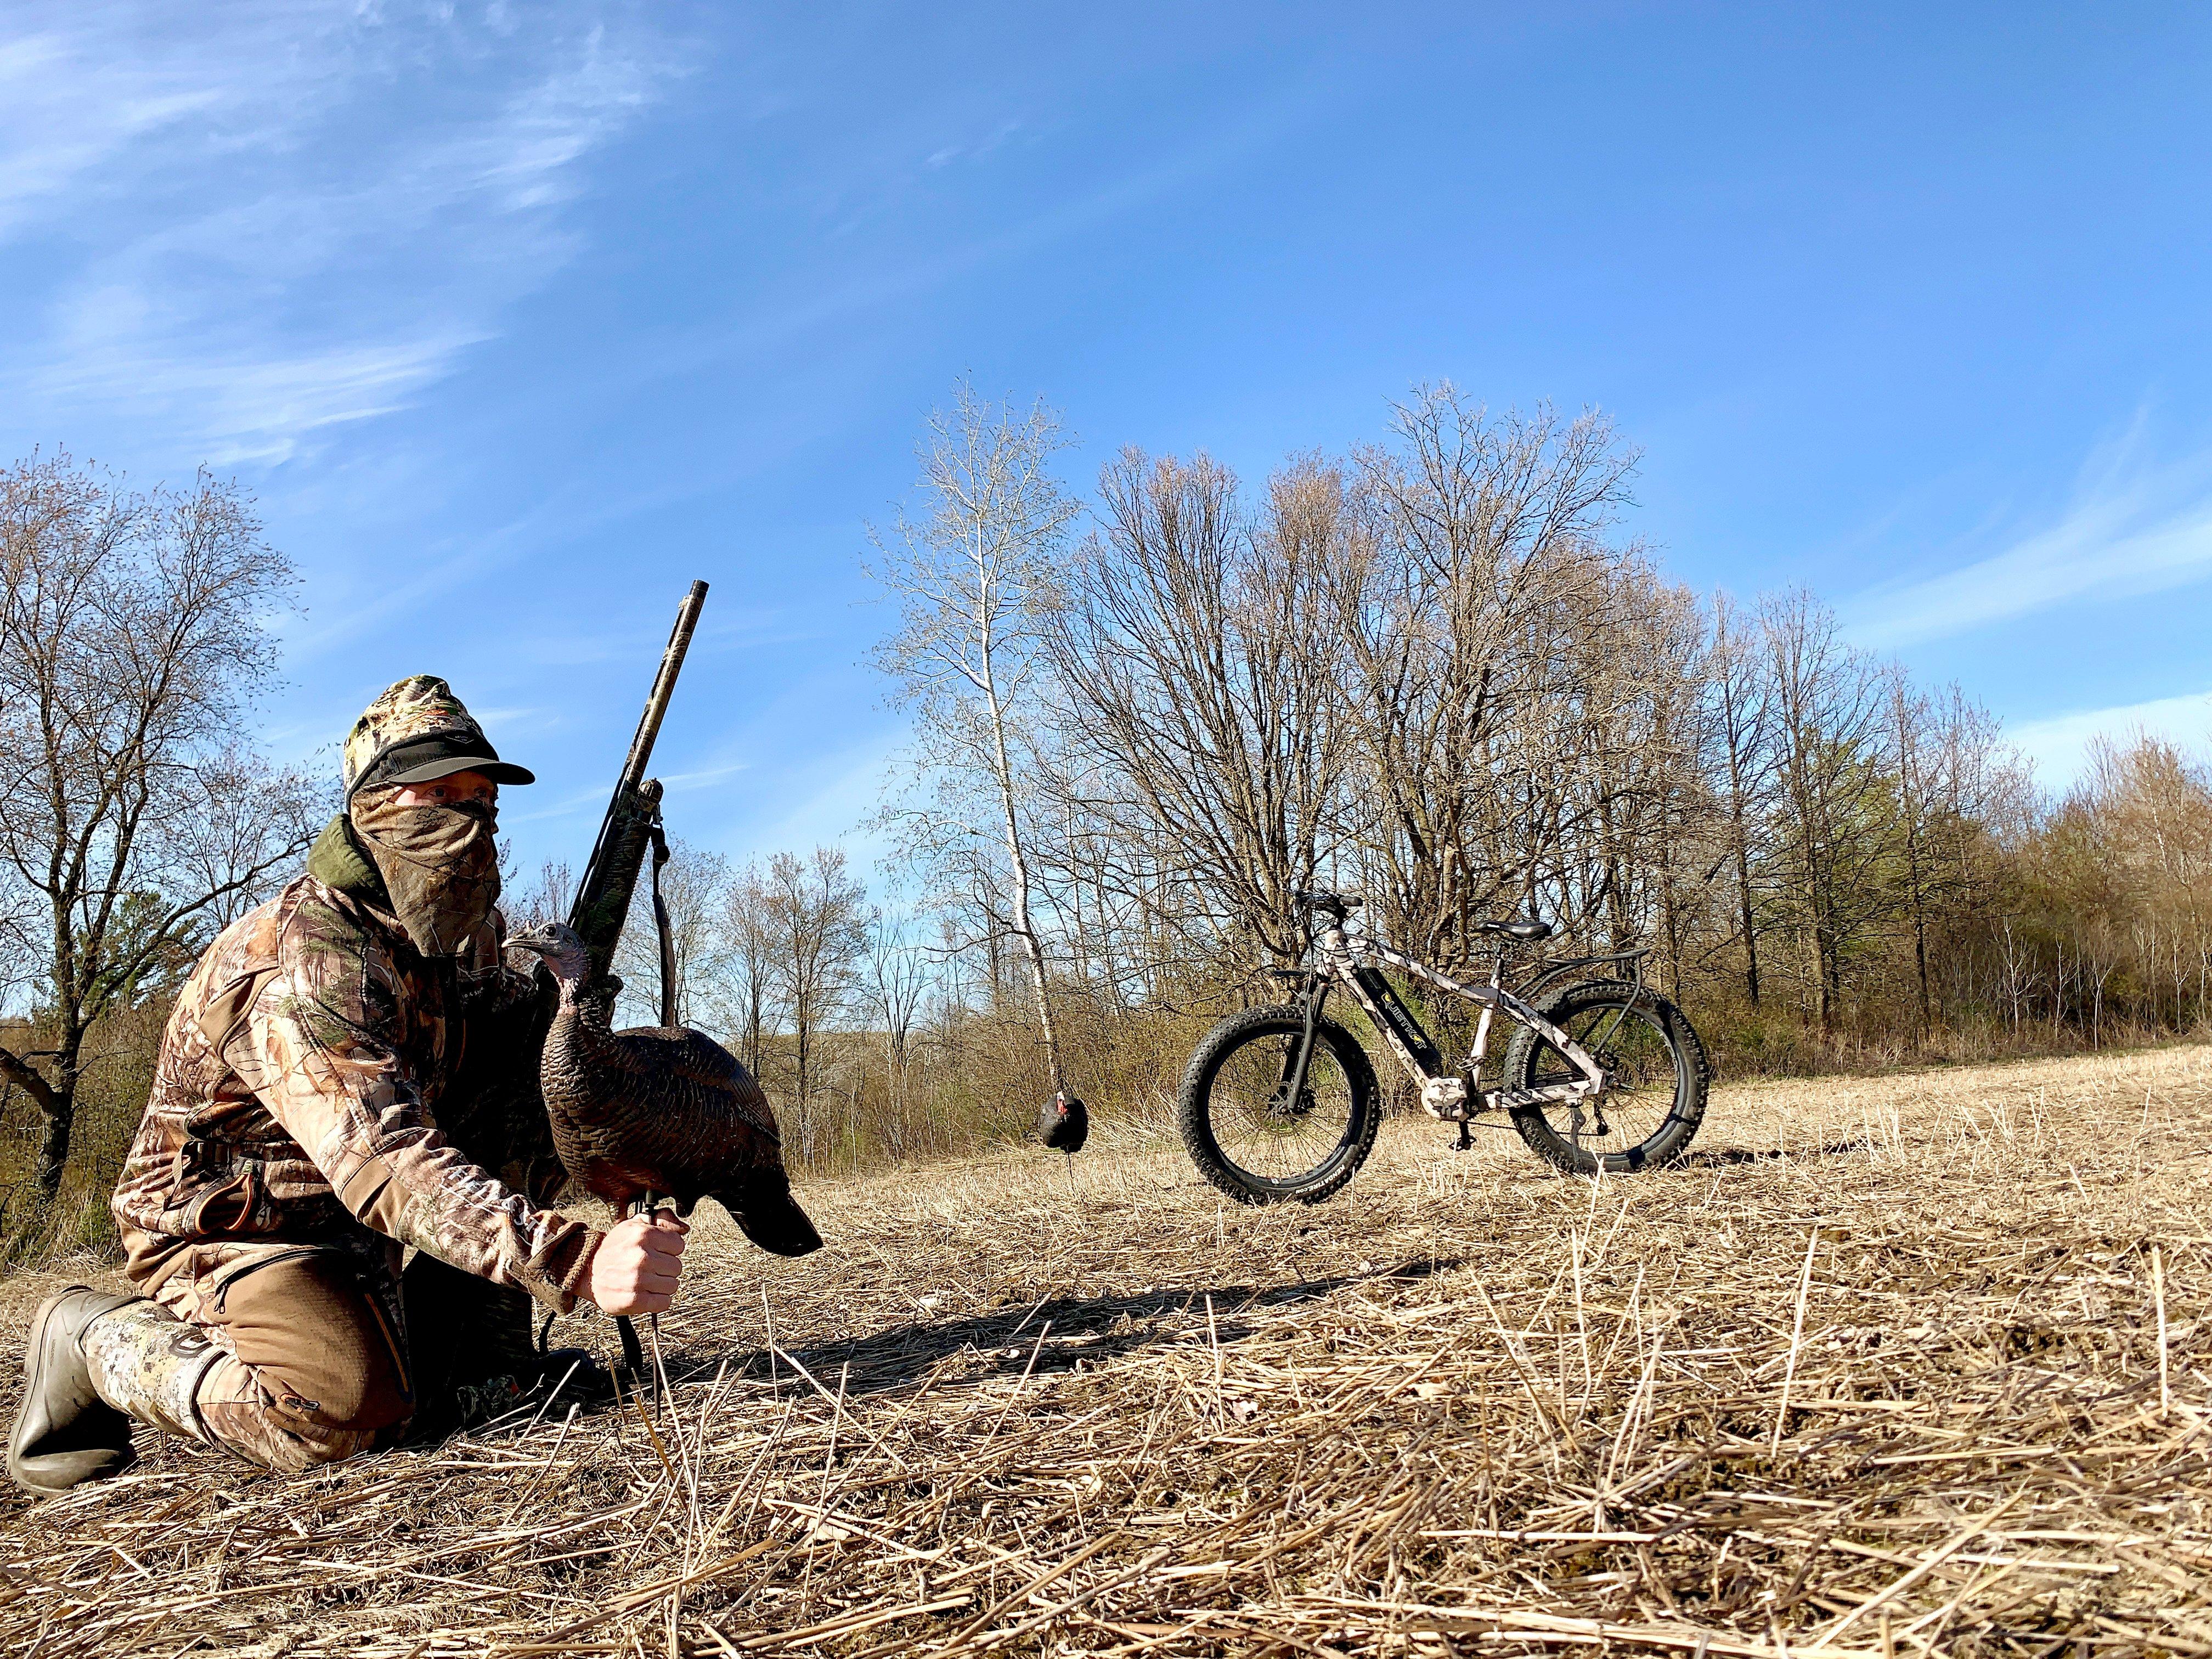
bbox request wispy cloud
[1844,426,2212,648]
[0,16,292,233]
[2007,689,2212,787]
[658,760,753,794]
[926,119,1023,170]
[0,3,682,464]
[732,722,905,868]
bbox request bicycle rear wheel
[1177,1006,1380,1205]
[1500,981,1708,1175]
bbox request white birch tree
[865,384,1079,1098]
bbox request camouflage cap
[343,675,535,799]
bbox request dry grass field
[4,1044,2212,1657]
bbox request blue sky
[3,3,2209,881]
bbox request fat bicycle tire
[1177,1005,1381,1206]
[1500,980,1709,1175]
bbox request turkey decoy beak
[718,1172,823,1257]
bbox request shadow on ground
[1675,1139,1874,1167]
[630,1255,1471,1404]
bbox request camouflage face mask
[348,791,501,957]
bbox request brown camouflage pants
[125,1241,534,1473]
[190,1246,413,1470]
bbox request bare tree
[0,452,311,1200]
[712,861,778,1078]
[1758,591,1897,1036]
[1889,669,1935,1032]
[761,846,868,1127]
[864,909,930,1101]
[507,857,574,928]
[1334,389,1658,970]
[1048,451,1356,972]
[866,384,1079,1097]
[1708,592,1774,1007]
[613,836,730,1028]
[1884,674,2015,1035]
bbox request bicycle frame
[1289,913,1617,1121]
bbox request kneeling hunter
[8,676,685,1491]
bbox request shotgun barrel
[567,580,708,986]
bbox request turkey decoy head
[507,920,592,991]
[1040,1091,1090,1154]
[716,1167,824,1257]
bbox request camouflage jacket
[112,822,602,1313]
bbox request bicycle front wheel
[1500,981,1709,1175]
[1177,1006,1380,1205]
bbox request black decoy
[1040,1090,1088,1188]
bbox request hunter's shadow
[652,1255,1468,1398]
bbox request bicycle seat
[1477,918,1553,941]
[1294,890,1362,917]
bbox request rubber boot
[80,1297,222,1447]
[7,1287,144,1496]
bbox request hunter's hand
[589,1214,688,1316]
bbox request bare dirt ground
[4,1045,2211,1657]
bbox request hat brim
[381,755,536,787]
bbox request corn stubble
[4,1046,2211,1656]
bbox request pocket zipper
[209,1245,327,1315]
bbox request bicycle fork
[1277,973,1330,1110]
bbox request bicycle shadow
[1674,1139,1876,1167]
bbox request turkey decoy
[506,921,823,1368]
[1039,1091,1088,1187]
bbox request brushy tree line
[3,398,2210,1254]
[853,385,2212,1091]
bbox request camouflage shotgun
[562,580,707,1380]
[567,580,708,1018]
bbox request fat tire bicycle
[1177,890,1710,1204]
